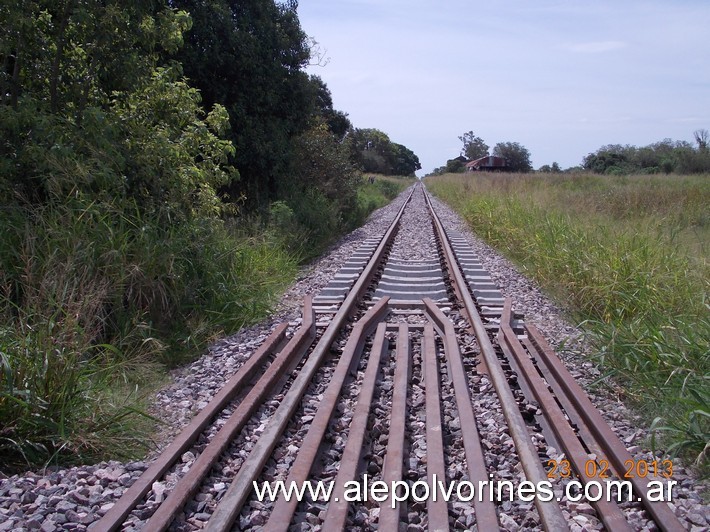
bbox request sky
[296,0,710,175]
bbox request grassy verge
[427,172,709,468]
[0,176,406,472]
[0,197,298,471]
[271,174,412,261]
[355,174,412,215]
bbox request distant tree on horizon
[459,131,489,160]
[583,134,710,174]
[348,128,421,176]
[493,142,532,172]
[539,162,562,173]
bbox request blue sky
[297,0,710,175]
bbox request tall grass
[0,197,297,470]
[354,175,410,220]
[428,172,709,468]
[270,174,411,262]
[0,175,406,471]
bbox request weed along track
[92,184,688,531]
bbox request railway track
[94,183,685,531]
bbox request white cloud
[568,41,628,53]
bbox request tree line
[1,0,420,218]
[428,129,710,176]
[582,131,710,175]
[168,0,420,211]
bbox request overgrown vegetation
[356,174,412,216]
[428,172,709,468]
[0,1,418,471]
[270,173,411,261]
[0,199,298,466]
[348,129,421,176]
[583,134,710,175]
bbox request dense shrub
[583,140,710,175]
[0,0,292,470]
[0,197,297,468]
[275,121,361,257]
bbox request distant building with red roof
[465,155,508,171]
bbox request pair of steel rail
[94,184,682,531]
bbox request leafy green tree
[428,166,446,176]
[170,0,313,208]
[114,68,235,219]
[459,131,489,160]
[350,128,391,154]
[390,143,421,176]
[283,120,359,246]
[288,121,358,204]
[348,128,420,175]
[446,156,467,173]
[673,143,710,174]
[310,75,351,141]
[493,141,532,173]
[0,0,234,217]
[0,1,190,116]
[582,139,710,175]
[539,162,562,173]
[583,144,636,175]
[428,156,466,175]
[349,128,392,173]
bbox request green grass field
[427,172,709,469]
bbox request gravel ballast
[0,184,707,531]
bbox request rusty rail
[378,322,410,529]
[523,324,685,532]
[498,298,632,531]
[264,298,389,530]
[94,319,291,532]
[144,297,317,531]
[425,189,569,531]
[424,299,500,530]
[425,182,682,532]
[96,185,414,532]
[204,185,416,532]
[202,189,418,532]
[422,322,450,531]
[323,321,390,529]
